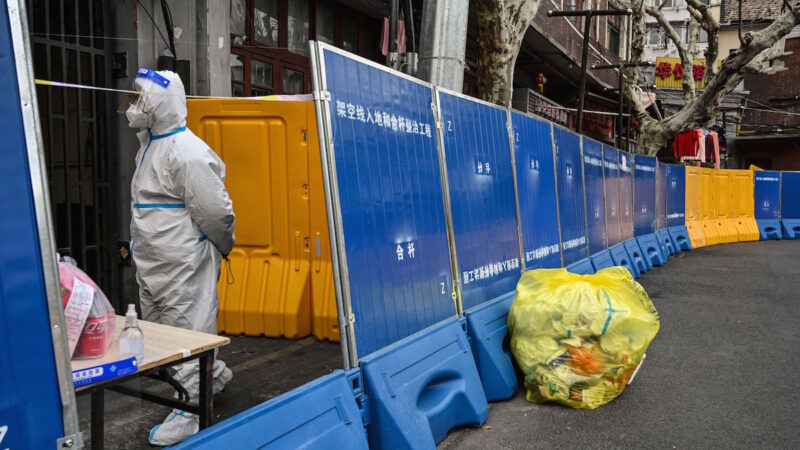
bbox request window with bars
[229,0,381,97]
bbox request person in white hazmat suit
[125,68,234,446]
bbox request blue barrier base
[757,220,783,240]
[172,370,369,450]
[656,228,676,256]
[567,258,595,275]
[590,250,614,272]
[610,243,639,279]
[780,220,800,239]
[668,226,692,251]
[465,292,517,402]
[636,234,667,268]
[361,317,488,448]
[624,239,650,274]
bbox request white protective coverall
[127,69,234,446]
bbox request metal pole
[618,69,624,148]
[625,105,632,151]
[576,15,592,134]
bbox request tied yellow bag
[509,267,660,409]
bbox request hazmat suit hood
[132,70,187,135]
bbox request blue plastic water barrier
[567,258,595,275]
[553,126,588,266]
[590,249,614,271]
[610,243,639,279]
[173,370,369,449]
[754,170,782,240]
[623,239,649,274]
[633,155,657,237]
[360,317,488,448]
[511,112,562,270]
[0,6,69,447]
[582,138,608,255]
[780,171,800,239]
[465,292,517,402]
[436,90,521,310]
[666,165,692,251]
[618,151,635,241]
[603,145,622,247]
[320,46,455,356]
[636,234,667,268]
[656,161,668,231]
[656,228,677,255]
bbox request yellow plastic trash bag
[509,267,660,409]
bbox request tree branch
[686,0,720,77]
[645,4,695,101]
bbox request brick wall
[741,35,800,128]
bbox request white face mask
[126,103,149,129]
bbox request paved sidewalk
[439,240,800,449]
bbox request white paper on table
[64,278,95,356]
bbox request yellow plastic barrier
[713,171,739,243]
[684,167,706,248]
[186,99,338,341]
[699,168,721,246]
[731,170,760,241]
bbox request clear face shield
[118,68,171,128]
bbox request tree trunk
[475,0,541,106]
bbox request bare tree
[475,0,800,155]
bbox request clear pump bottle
[119,304,144,363]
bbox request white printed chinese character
[336,100,346,118]
[366,108,374,123]
[485,162,491,174]
[383,112,391,127]
[496,262,503,273]
[390,115,398,131]
[407,242,415,258]
[412,120,419,134]
[469,270,475,282]
[463,271,469,285]
[396,244,404,261]
[477,161,483,174]
[347,103,356,119]
[397,116,405,130]
[488,264,495,277]
[405,118,412,133]
[425,123,432,137]
[356,105,366,122]
[375,110,383,126]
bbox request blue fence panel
[780,171,800,239]
[755,171,781,221]
[0,7,67,448]
[553,127,588,266]
[510,112,562,269]
[618,151,635,240]
[780,172,800,220]
[437,91,521,310]
[322,47,455,357]
[174,370,369,450]
[666,164,686,227]
[633,155,657,236]
[582,138,607,255]
[603,145,622,247]
[657,161,667,229]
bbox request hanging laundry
[672,129,705,162]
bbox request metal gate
[27,0,115,297]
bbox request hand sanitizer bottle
[119,304,144,363]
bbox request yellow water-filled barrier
[186,98,339,341]
[699,168,721,246]
[731,170,760,242]
[684,166,706,248]
[713,171,739,243]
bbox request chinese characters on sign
[475,156,492,176]
[561,236,586,251]
[654,57,707,88]
[462,257,520,286]
[395,241,416,261]
[335,99,433,138]
[525,89,570,126]
[525,244,560,263]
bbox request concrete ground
[440,240,800,449]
